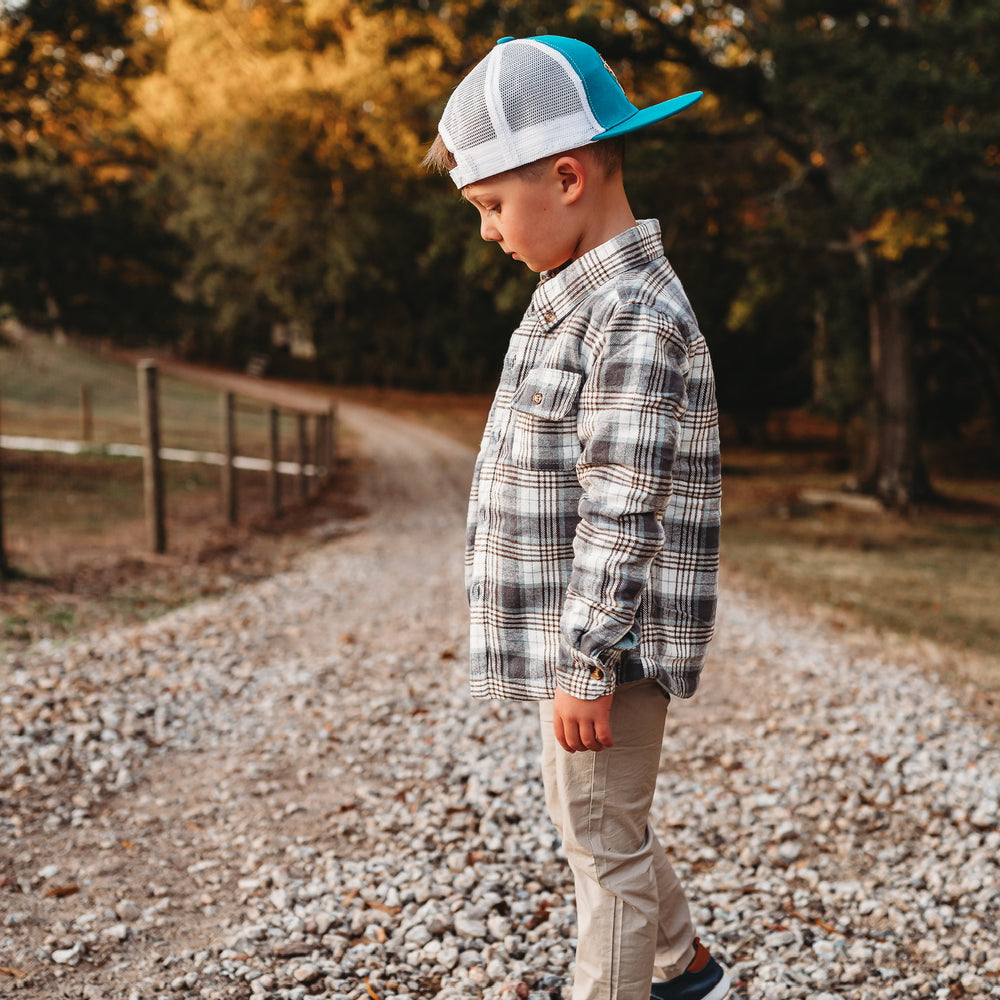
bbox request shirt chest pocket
[507,367,583,472]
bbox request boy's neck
[569,175,637,262]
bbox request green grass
[0,332,327,562]
[720,453,1000,671]
[0,331,304,454]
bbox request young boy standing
[425,36,728,1000]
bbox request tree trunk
[859,276,932,507]
[811,300,829,408]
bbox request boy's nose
[480,218,501,242]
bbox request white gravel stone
[51,943,83,965]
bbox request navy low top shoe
[649,938,731,1000]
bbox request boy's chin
[508,252,536,271]
[508,252,563,274]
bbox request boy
[424,36,727,1000]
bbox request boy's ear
[552,155,586,204]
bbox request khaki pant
[539,680,696,1000]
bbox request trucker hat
[438,34,702,188]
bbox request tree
[611,0,1000,504]
[133,0,512,381]
[0,0,181,340]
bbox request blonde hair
[422,134,624,184]
[422,134,457,173]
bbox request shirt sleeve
[556,300,690,699]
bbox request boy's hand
[553,688,615,753]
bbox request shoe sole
[704,970,732,1000]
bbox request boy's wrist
[556,647,618,700]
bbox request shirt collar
[531,219,665,322]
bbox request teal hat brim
[593,91,703,141]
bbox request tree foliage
[0,0,180,339]
[590,0,1000,500]
[1,0,997,488]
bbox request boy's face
[463,169,581,274]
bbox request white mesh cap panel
[438,57,496,166]
[500,43,584,133]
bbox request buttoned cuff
[555,646,619,700]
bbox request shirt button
[543,310,556,323]
[532,392,544,405]
[590,667,605,681]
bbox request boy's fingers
[557,721,583,753]
[553,715,574,754]
[594,719,615,750]
[552,689,615,752]
[569,721,611,753]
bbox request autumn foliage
[2,0,999,503]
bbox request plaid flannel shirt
[466,220,721,702]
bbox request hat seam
[484,44,517,177]
[536,36,635,133]
[522,37,602,140]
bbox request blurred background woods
[2,0,999,507]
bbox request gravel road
[2,402,998,1000]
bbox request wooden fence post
[137,360,166,554]
[0,401,7,577]
[297,412,309,502]
[268,406,281,516]
[313,412,325,483]
[80,383,93,442]
[315,405,335,476]
[327,404,337,470]
[221,391,238,525]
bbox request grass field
[720,452,1000,660]
[0,330,313,453]
[2,330,998,709]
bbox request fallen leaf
[43,885,79,899]
[0,966,28,979]
[365,900,401,915]
[365,977,383,1000]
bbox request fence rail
[0,434,327,475]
